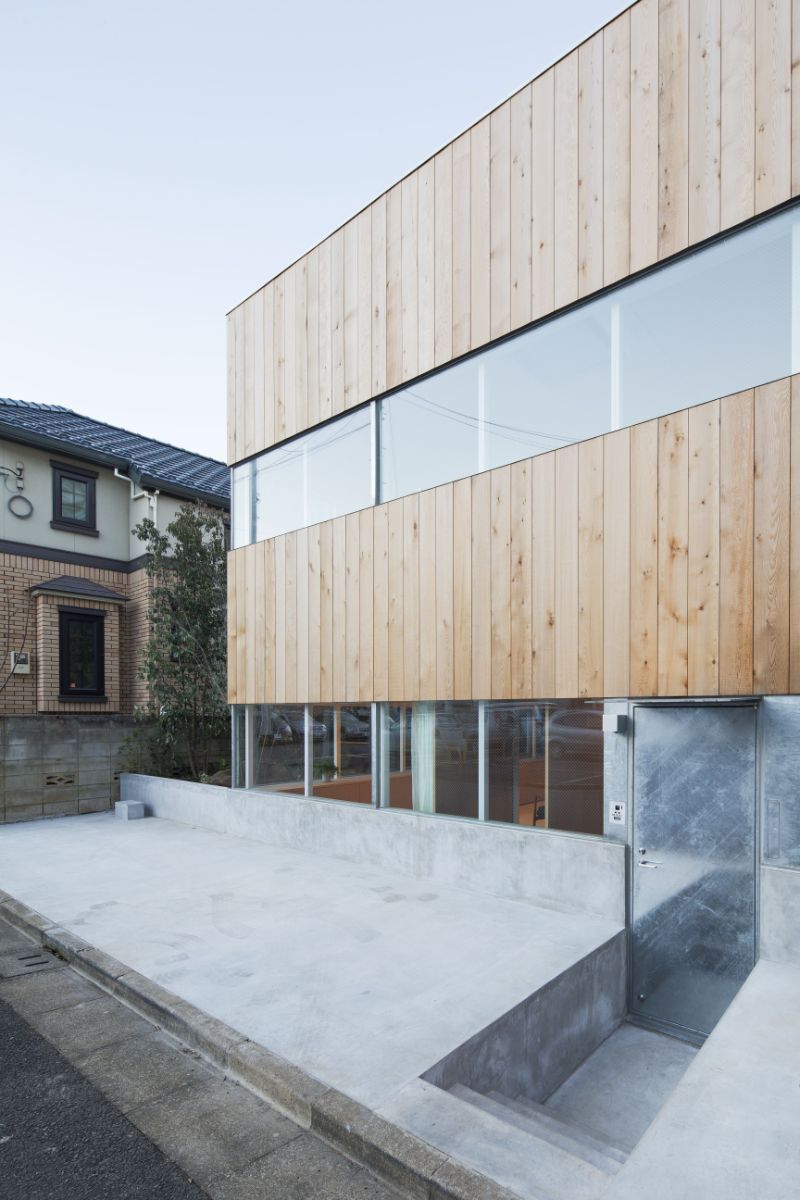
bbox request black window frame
[58,607,106,700]
[51,460,98,536]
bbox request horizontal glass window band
[233,700,608,840]
[232,202,800,547]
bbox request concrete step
[392,1077,612,1200]
[449,1084,623,1176]
[489,1092,628,1165]
[543,1022,698,1153]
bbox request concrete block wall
[0,715,133,823]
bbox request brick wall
[0,553,150,717]
[123,566,152,712]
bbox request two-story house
[224,0,800,1051]
[0,397,229,823]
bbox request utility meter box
[10,650,30,674]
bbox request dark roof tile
[30,576,128,602]
[0,397,229,504]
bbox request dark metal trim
[49,520,100,538]
[56,605,107,618]
[49,458,99,479]
[51,462,97,533]
[0,538,150,574]
[58,608,105,698]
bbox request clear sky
[2,0,626,463]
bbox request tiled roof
[30,576,128,602]
[0,397,229,504]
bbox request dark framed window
[51,461,98,535]
[59,609,105,699]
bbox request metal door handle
[637,859,662,868]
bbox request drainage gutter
[0,888,524,1200]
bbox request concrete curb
[0,890,523,1200]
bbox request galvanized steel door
[630,704,757,1040]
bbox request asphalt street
[0,916,400,1200]
[0,991,207,1200]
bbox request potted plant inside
[314,758,338,783]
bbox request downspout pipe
[114,466,159,525]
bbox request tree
[133,503,229,780]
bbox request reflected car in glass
[275,711,327,741]
[546,707,603,758]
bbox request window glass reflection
[619,214,792,425]
[233,701,605,838]
[312,705,372,803]
[234,205,800,541]
[235,409,372,547]
[383,702,479,819]
[486,700,604,835]
[252,704,305,791]
[380,360,480,502]
[231,463,252,550]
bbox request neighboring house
[225,0,800,1046]
[0,397,229,823]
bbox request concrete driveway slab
[0,811,622,1112]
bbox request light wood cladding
[228,375,800,703]
[228,0,800,467]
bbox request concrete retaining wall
[422,931,626,1102]
[122,774,626,923]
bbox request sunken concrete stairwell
[441,1024,697,1199]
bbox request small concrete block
[115,799,145,820]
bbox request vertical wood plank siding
[227,2,800,706]
[227,0,800,465]
[228,375,800,703]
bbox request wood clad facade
[228,0,800,707]
[228,376,800,704]
[228,0,800,467]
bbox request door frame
[625,698,761,1041]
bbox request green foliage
[120,710,182,779]
[313,758,338,780]
[133,503,230,780]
